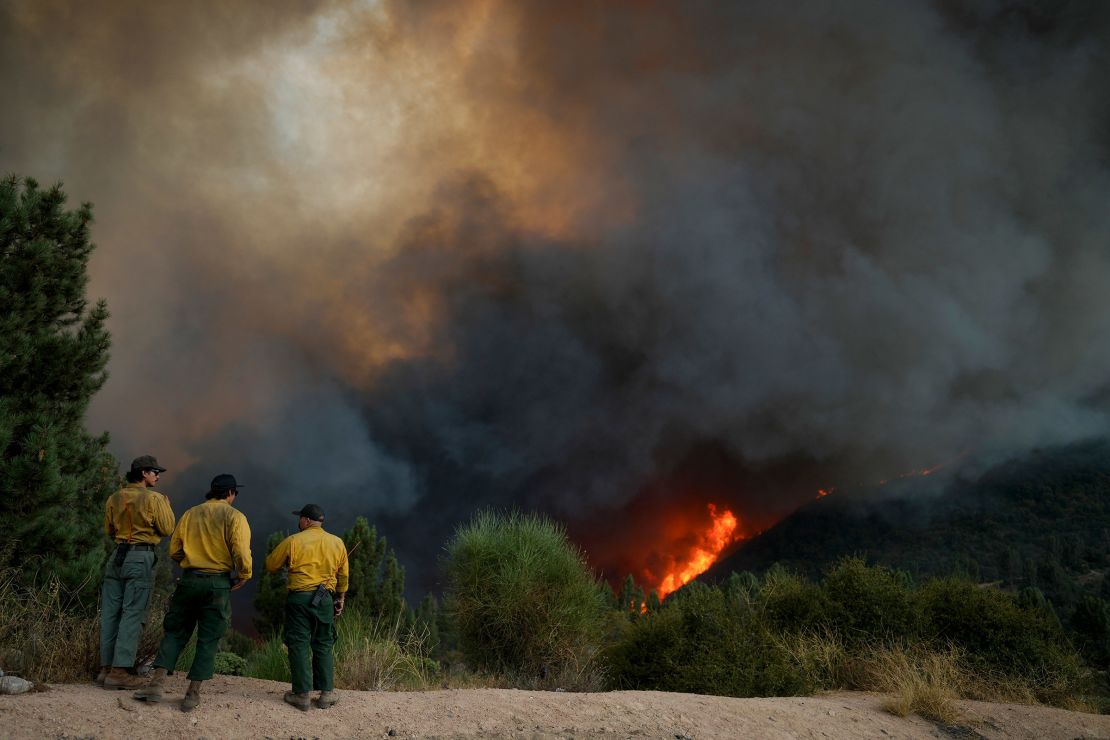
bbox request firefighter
[133,474,252,712]
[99,455,175,689]
[265,504,349,711]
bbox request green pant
[284,590,337,694]
[154,571,231,680]
[100,548,155,668]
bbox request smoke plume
[3,0,1109,591]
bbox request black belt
[112,542,155,566]
[183,570,231,577]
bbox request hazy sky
[4,0,1110,594]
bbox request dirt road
[1,673,1107,738]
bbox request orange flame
[656,504,741,600]
[818,450,970,498]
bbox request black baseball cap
[130,455,166,473]
[293,504,324,522]
[210,473,244,491]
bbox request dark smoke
[3,0,1110,594]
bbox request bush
[916,577,1080,682]
[606,582,811,697]
[443,510,605,685]
[820,558,918,642]
[213,651,247,676]
[759,566,830,633]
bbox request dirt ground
[1,674,1107,739]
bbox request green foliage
[334,606,436,691]
[603,559,1091,705]
[343,516,407,623]
[915,577,1080,683]
[413,593,440,655]
[244,635,291,682]
[1071,596,1110,671]
[220,628,257,659]
[213,651,247,676]
[0,175,117,604]
[443,510,605,679]
[605,582,810,697]
[820,558,919,642]
[253,531,288,637]
[760,565,830,632]
[617,574,645,617]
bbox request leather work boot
[103,667,146,690]
[95,666,110,685]
[283,691,311,711]
[133,667,167,702]
[181,680,203,712]
[314,690,338,709]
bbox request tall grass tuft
[244,636,291,682]
[444,510,606,688]
[334,611,435,691]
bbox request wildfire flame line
[815,450,970,500]
[656,503,740,601]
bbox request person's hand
[230,577,248,591]
[334,595,346,617]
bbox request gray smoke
[3,0,1109,591]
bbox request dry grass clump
[776,631,1096,724]
[0,568,99,682]
[870,645,964,724]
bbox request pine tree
[341,516,409,622]
[253,531,289,636]
[380,551,407,623]
[0,176,117,603]
[618,574,645,617]
[343,516,385,614]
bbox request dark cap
[210,473,244,492]
[130,455,166,474]
[293,504,324,522]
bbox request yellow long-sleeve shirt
[169,499,252,580]
[104,483,175,545]
[265,526,349,593]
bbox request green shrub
[213,651,247,676]
[820,558,918,642]
[605,582,810,697]
[760,566,830,633]
[444,510,605,684]
[916,577,1081,683]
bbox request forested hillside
[705,440,1110,667]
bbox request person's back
[105,484,174,545]
[171,498,251,576]
[281,526,348,593]
[265,504,349,711]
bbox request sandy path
[1,674,1107,739]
